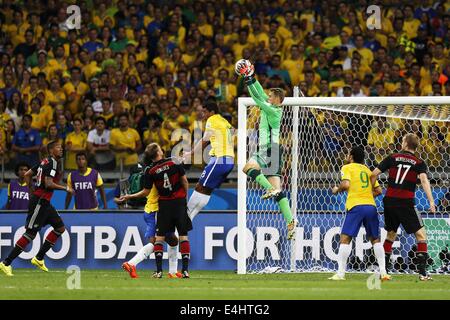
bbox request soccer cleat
[168,272,182,279]
[261,188,281,200]
[380,274,392,281]
[181,270,190,279]
[122,262,138,279]
[0,262,13,276]
[419,274,433,281]
[152,271,163,279]
[328,273,346,281]
[31,257,48,272]
[287,219,298,240]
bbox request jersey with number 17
[377,151,427,206]
[143,158,186,201]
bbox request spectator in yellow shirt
[232,28,253,59]
[249,19,269,49]
[367,117,396,165]
[65,118,87,170]
[197,11,213,38]
[63,66,89,115]
[403,5,421,39]
[41,124,63,157]
[323,23,342,50]
[109,113,142,168]
[143,115,170,153]
[162,105,185,149]
[28,97,47,132]
[350,35,374,67]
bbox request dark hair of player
[269,88,285,103]
[404,133,419,151]
[204,101,219,114]
[119,112,129,120]
[76,151,88,161]
[145,143,161,161]
[14,162,30,176]
[47,140,60,153]
[350,146,365,164]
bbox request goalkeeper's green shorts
[250,143,283,177]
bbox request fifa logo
[74,182,94,190]
[366,5,381,30]
[12,191,29,200]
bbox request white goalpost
[237,94,450,275]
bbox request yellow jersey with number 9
[205,114,235,158]
[341,163,380,211]
[144,185,159,213]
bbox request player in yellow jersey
[183,101,235,221]
[121,160,180,279]
[329,146,391,281]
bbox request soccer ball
[235,59,254,77]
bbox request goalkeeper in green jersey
[235,59,297,240]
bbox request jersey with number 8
[377,151,427,206]
[143,158,186,200]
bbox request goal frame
[237,94,450,275]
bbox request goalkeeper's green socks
[247,169,273,190]
[277,196,293,224]
[247,168,294,224]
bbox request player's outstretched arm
[419,173,436,213]
[119,188,151,202]
[332,180,350,194]
[45,176,74,194]
[370,168,382,189]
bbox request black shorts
[383,200,424,235]
[26,195,65,232]
[156,198,192,237]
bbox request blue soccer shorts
[198,156,234,189]
[341,205,380,239]
[143,212,157,239]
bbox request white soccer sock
[337,243,352,277]
[373,242,387,275]
[187,191,211,221]
[168,245,179,274]
[129,243,154,266]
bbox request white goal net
[237,94,450,275]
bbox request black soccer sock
[154,242,164,273]
[4,233,34,266]
[36,230,62,260]
[417,242,428,276]
[180,240,190,272]
[383,240,393,270]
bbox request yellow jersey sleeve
[109,129,117,146]
[96,173,104,187]
[67,173,72,189]
[373,179,380,188]
[144,185,159,213]
[341,165,351,181]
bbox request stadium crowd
[0,0,449,173]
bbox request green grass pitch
[1,269,450,300]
